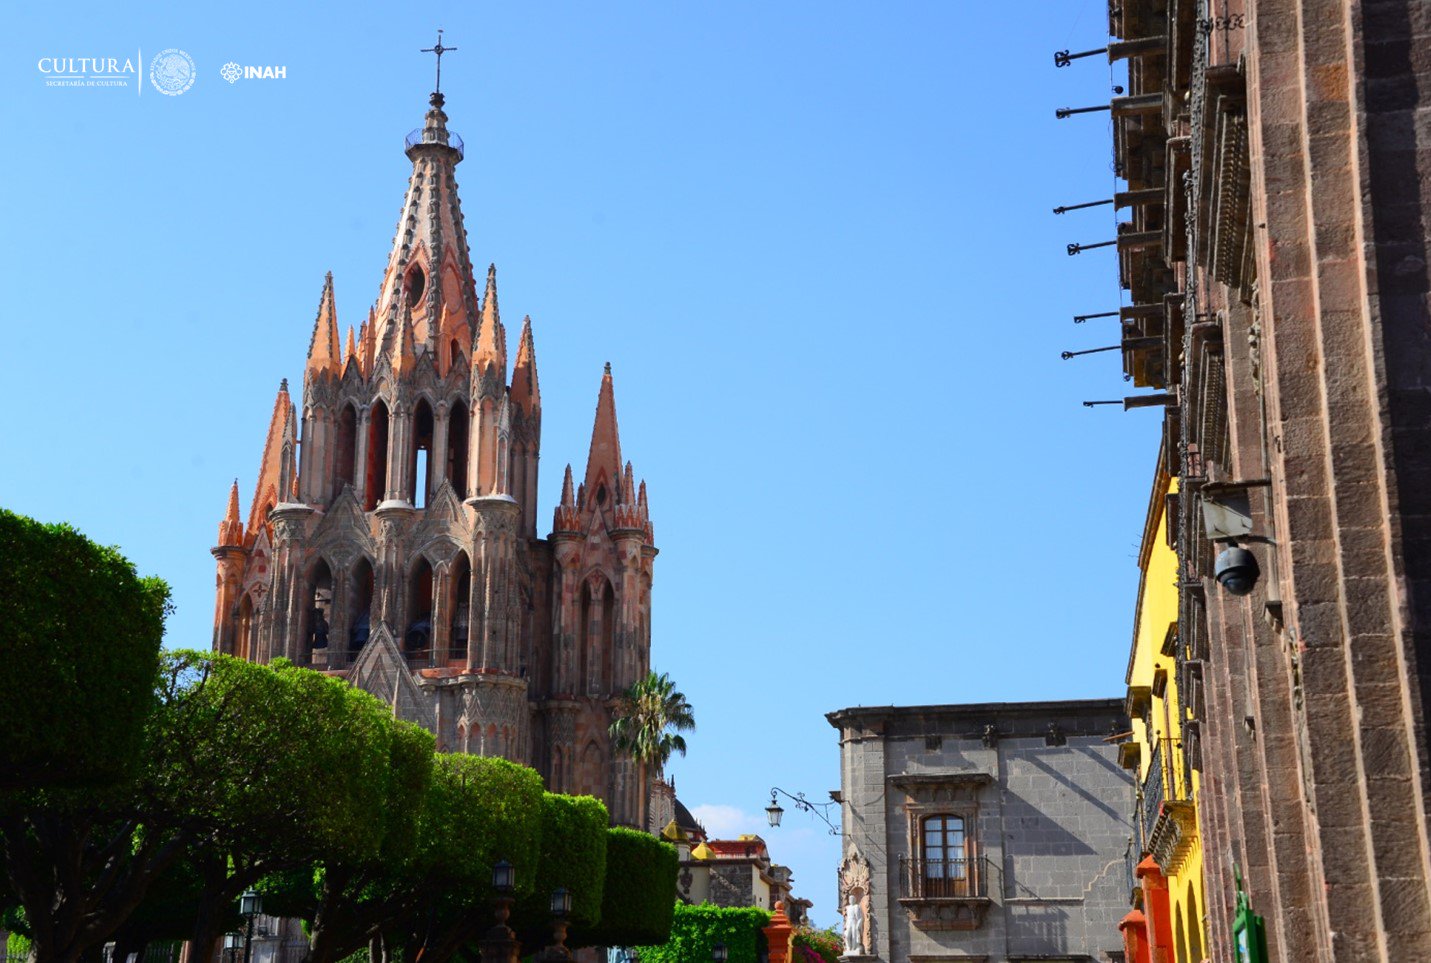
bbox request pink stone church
[209,88,657,826]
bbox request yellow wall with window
[1125,469,1208,962]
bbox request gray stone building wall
[829,700,1131,963]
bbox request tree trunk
[638,759,648,831]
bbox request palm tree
[609,671,696,830]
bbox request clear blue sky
[2,1,1150,927]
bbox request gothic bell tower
[210,80,657,826]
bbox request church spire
[582,363,624,508]
[304,272,341,381]
[360,308,376,375]
[511,315,540,416]
[247,380,292,534]
[474,264,506,375]
[217,479,243,546]
[393,302,418,378]
[371,81,477,364]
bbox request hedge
[512,793,609,941]
[571,827,678,948]
[639,904,770,963]
[420,754,546,902]
[0,509,170,789]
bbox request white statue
[842,894,865,956]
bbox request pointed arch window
[447,399,469,499]
[348,559,375,658]
[405,557,434,666]
[365,401,390,511]
[335,404,358,498]
[450,552,471,663]
[600,581,616,694]
[307,559,333,664]
[579,576,616,696]
[410,399,434,508]
[236,594,256,662]
[406,265,426,307]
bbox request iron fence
[898,856,990,899]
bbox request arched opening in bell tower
[600,581,615,695]
[410,399,434,508]
[306,560,333,664]
[579,582,592,691]
[365,400,390,511]
[405,557,434,665]
[348,559,374,656]
[236,594,256,661]
[450,552,471,663]
[447,399,469,499]
[335,404,358,498]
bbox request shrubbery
[794,926,843,963]
[572,827,679,949]
[0,510,682,963]
[639,904,771,963]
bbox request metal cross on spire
[421,29,457,105]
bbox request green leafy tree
[296,753,544,963]
[0,652,405,963]
[608,672,696,828]
[169,655,414,963]
[0,509,170,790]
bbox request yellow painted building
[1119,463,1208,963]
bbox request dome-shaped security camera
[1214,545,1260,596]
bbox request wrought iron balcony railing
[898,856,991,900]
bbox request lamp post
[546,887,574,961]
[224,933,243,963]
[712,943,728,963]
[481,859,520,963]
[238,889,263,963]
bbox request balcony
[1142,739,1197,873]
[897,857,994,931]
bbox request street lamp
[223,933,242,963]
[482,859,520,963]
[712,943,729,963]
[493,859,515,895]
[765,786,841,835]
[238,889,263,963]
[546,887,574,961]
[765,792,784,828]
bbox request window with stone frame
[892,772,991,901]
[920,813,969,896]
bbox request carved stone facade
[1103,0,1431,957]
[210,90,656,825]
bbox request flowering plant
[794,925,843,963]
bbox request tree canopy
[0,509,170,790]
[0,511,680,963]
[610,671,696,827]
